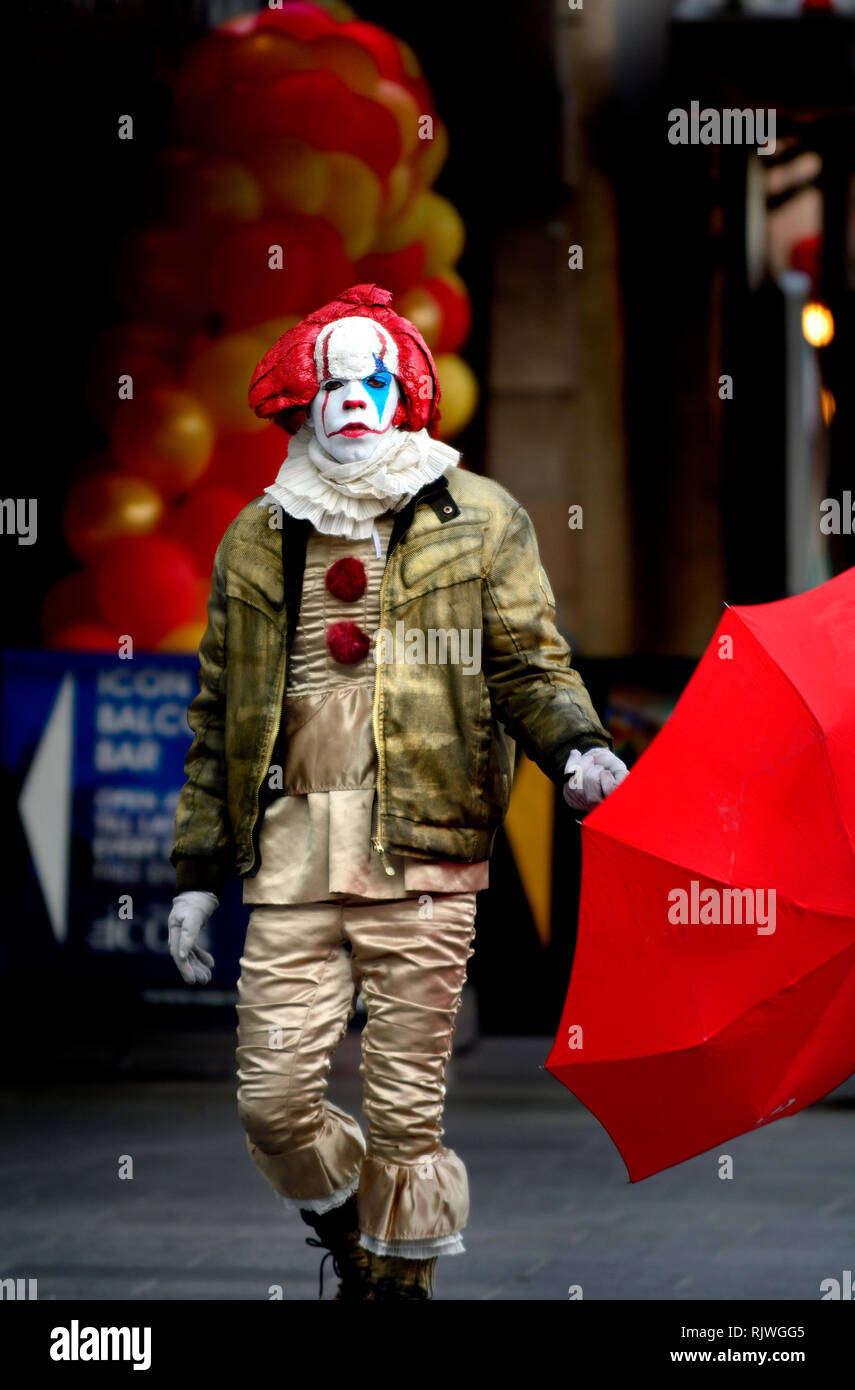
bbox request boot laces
[305,1237,342,1300]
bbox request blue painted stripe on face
[364,355,392,424]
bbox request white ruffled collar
[258,424,460,539]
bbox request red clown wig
[248,283,441,436]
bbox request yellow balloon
[187,332,272,433]
[249,137,330,217]
[383,161,415,220]
[435,354,478,439]
[227,33,311,85]
[63,474,164,563]
[325,1,358,20]
[111,388,215,497]
[169,158,263,224]
[422,192,465,274]
[396,286,442,350]
[416,121,449,189]
[371,80,421,160]
[396,38,423,81]
[311,35,380,95]
[374,189,428,254]
[156,620,208,653]
[319,152,382,260]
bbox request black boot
[300,1196,373,1301]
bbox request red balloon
[52,624,117,652]
[208,68,335,152]
[355,243,426,295]
[222,5,337,42]
[423,272,472,354]
[339,21,407,83]
[195,76,286,156]
[404,74,435,122]
[206,216,351,327]
[95,535,199,650]
[260,72,401,178]
[205,426,289,498]
[313,240,358,304]
[41,570,100,644]
[160,486,247,575]
[87,348,176,431]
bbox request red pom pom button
[326,621,371,665]
[325,556,367,602]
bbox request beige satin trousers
[236,892,477,1256]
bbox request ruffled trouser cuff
[248,1111,469,1250]
[359,1232,465,1259]
[356,1147,468,1248]
[245,1101,366,1202]
[279,1174,360,1215]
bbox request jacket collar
[280,473,460,648]
[387,473,460,560]
[237,474,461,634]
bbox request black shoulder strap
[282,514,312,652]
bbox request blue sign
[0,650,245,991]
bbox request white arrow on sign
[18,672,75,943]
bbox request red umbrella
[546,567,855,1181]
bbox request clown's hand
[168,891,218,985]
[563,746,628,812]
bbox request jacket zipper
[371,541,396,877]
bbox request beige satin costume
[236,516,486,1257]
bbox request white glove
[563,746,628,812]
[168,890,218,985]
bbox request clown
[168,284,627,1300]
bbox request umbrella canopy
[546,566,855,1181]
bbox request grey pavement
[1,1035,852,1302]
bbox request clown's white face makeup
[307,315,402,464]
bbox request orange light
[820,387,836,426]
[802,302,835,348]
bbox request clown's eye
[322,379,343,392]
[365,376,386,389]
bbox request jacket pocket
[399,530,484,596]
[225,571,285,628]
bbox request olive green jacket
[170,467,612,898]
